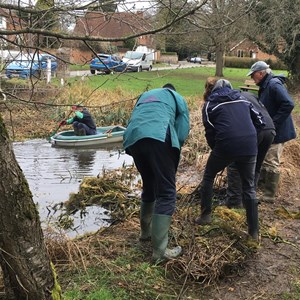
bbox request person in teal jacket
[123,83,190,263]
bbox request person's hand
[71,105,77,111]
[59,120,67,126]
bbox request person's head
[72,104,84,112]
[163,83,176,91]
[203,77,218,101]
[212,79,233,92]
[247,61,271,84]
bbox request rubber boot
[194,213,212,225]
[151,214,182,263]
[261,171,280,203]
[74,127,79,136]
[139,201,154,242]
[78,128,86,136]
[194,182,212,225]
[257,168,267,191]
[244,198,259,240]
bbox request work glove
[59,120,67,126]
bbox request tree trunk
[215,43,224,77]
[0,115,58,300]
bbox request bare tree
[250,0,300,83]
[185,0,257,76]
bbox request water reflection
[13,139,133,236]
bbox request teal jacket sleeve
[174,94,190,147]
[66,111,84,124]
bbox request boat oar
[47,120,66,142]
[47,108,74,142]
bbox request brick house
[0,8,24,47]
[228,38,277,61]
[71,11,155,64]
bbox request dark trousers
[227,129,275,205]
[73,121,96,135]
[127,138,180,216]
[200,150,257,215]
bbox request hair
[163,83,176,91]
[203,77,218,101]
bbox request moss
[51,262,62,300]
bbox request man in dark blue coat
[247,61,296,202]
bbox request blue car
[5,53,58,79]
[90,54,127,74]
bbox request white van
[123,51,153,72]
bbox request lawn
[67,66,288,99]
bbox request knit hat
[247,61,269,76]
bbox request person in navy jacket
[195,78,265,240]
[247,61,296,202]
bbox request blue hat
[247,61,269,76]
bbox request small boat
[50,125,126,148]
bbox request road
[69,61,215,77]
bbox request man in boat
[60,105,97,136]
[123,83,190,264]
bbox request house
[0,8,25,47]
[71,11,155,64]
[228,38,277,61]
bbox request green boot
[139,201,154,242]
[262,171,280,203]
[151,214,182,263]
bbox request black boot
[194,182,212,225]
[244,198,259,240]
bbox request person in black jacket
[226,91,276,208]
[195,78,265,240]
[60,105,97,136]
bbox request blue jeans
[200,150,257,215]
[73,121,96,135]
[127,137,180,216]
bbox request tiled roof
[73,11,152,38]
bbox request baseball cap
[247,61,270,76]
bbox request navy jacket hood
[207,87,242,103]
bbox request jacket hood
[207,87,242,103]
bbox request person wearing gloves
[123,83,190,263]
[247,61,296,202]
[226,91,276,208]
[60,105,97,136]
[195,78,265,241]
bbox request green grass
[66,66,288,98]
[61,248,177,300]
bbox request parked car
[190,57,202,64]
[90,54,127,74]
[5,53,57,79]
[122,51,153,72]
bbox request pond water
[13,139,133,237]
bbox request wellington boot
[74,128,79,136]
[139,201,154,242]
[194,213,212,225]
[261,171,280,203]
[257,168,267,191]
[151,214,182,264]
[244,198,259,240]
